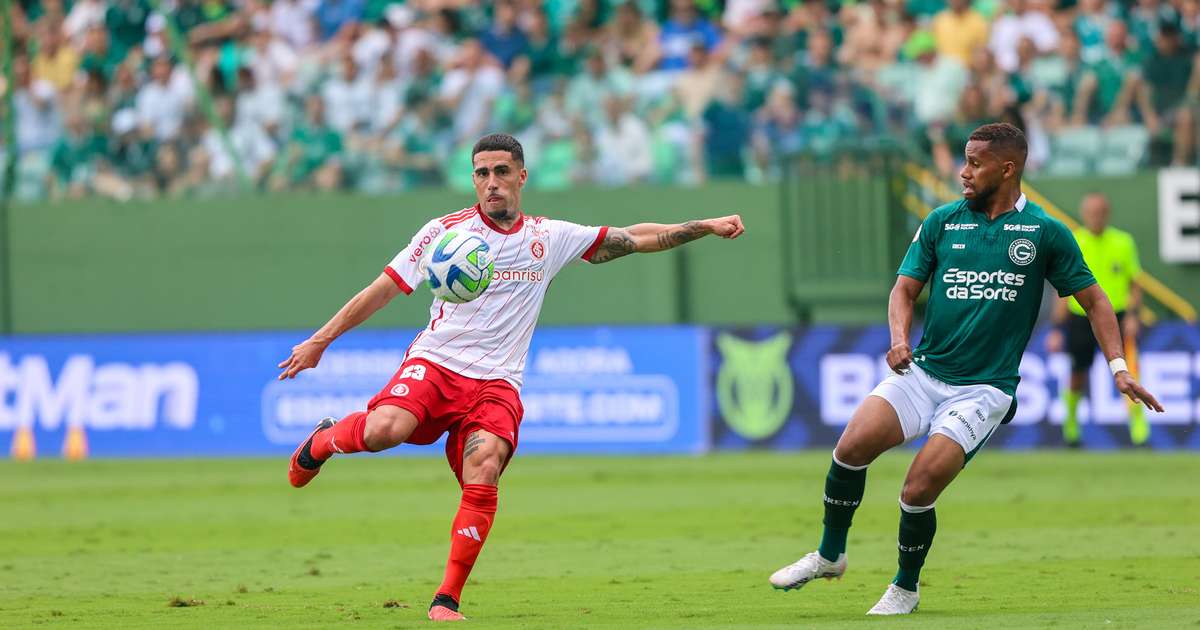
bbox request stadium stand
[2,0,1198,201]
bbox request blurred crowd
[3,0,1199,201]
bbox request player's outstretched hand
[706,215,745,239]
[1115,371,1164,412]
[886,343,914,375]
[278,338,328,380]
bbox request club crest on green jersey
[1008,238,1036,266]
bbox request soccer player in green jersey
[768,123,1164,615]
[1045,193,1149,447]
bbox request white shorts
[869,363,1014,464]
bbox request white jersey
[384,205,608,388]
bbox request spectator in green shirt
[92,108,156,201]
[77,25,123,81]
[277,95,345,191]
[1135,21,1200,164]
[1127,0,1179,54]
[492,80,538,134]
[380,97,443,190]
[1030,31,1090,129]
[740,37,787,113]
[518,10,581,92]
[49,113,105,200]
[929,84,991,175]
[104,0,150,62]
[1073,20,1142,125]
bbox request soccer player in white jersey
[277,133,744,621]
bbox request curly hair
[968,123,1027,169]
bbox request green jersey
[899,195,1097,395]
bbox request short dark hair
[969,122,1027,168]
[472,133,524,165]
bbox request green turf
[2,451,1199,628]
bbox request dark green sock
[818,458,866,562]
[893,504,936,591]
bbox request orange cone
[10,426,36,461]
[63,425,88,460]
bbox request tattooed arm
[588,215,745,264]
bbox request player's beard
[965,183,998,213]
[483,203,519,223]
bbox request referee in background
[1046,193,1149,447]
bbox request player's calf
[436,484,498,608]
[893,501,936,593]
[460,430,508,485]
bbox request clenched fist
[705,215,745,239]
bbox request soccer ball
[427,231,494,303]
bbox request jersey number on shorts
[400,365,427,381]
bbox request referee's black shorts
[1064,310,1126,373]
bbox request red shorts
[367,358,523,484]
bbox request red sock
[310,411,369,460]
[436,484,498,603]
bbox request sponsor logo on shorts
[949,410,976,440]
[1008,238,1036,266]
[390,383,410,397]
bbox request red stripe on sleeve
[581,226,610,261]
[384,266,414,294]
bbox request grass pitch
[3,450,1199,628]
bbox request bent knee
[833,440,877,468]
[900,476,939,507]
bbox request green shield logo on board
[715,332,794,440]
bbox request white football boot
[769,551,847,591]
[866,583,920,615]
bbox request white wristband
[1109,358,1129,375]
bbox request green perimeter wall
[3,173,1196,334]
[4,182,789,333]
